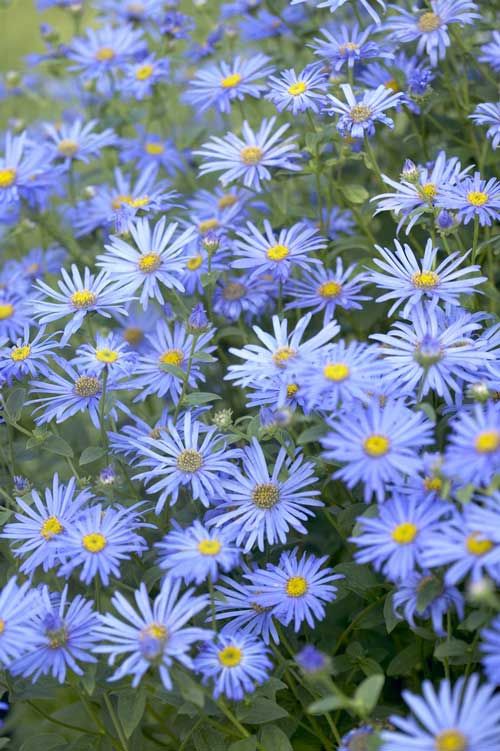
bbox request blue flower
[359,52,434,113]
[57,503,150,586]
[444,403,500,487]
[436,172,500,226]
[97,217,195,308]
[470,103,500,150]
[248,550,342,631]
[0,577,38,666]
[367,238,486,316]
[213,275,272,323]
[156,521,241,585]
[161,11,195,40]
[134,411,241,512]
[296,645,331,675]
[292,0,386,25]
[393,571,464,636]
[72,332,136,376]
[266,64,328,115]
[33,265,132,344]
[385,0,479,67]
[43,118,116,165]
[327,84,402,138]
[479,30,500,72]
[11,585,100,683]
[322,399,434,503]
[119,127,185,177]
[98,0,165,23]
[185,54,273,114]
[194,632,272,700]
[311,23,393,71]
[0,131,62,210]
[109,407,171,459]
[381,675,500,751]
[351,495,447,582]
[209,438,322,552]
[0,326,59,385]
[194,117,301,192]
[214,575,279,644]
[481,615,500,685]
[239,7,305,41]
[1,473,91,575]
[233,219,325,282]
[95,579,210,689]
[118,55,171,101]
[285,259,369,324]
[339,727,375,751]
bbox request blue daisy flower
[213,275,272,323]
[299,206,355,241]
[444,403,499,487]
[209,438,322,552]
[57,503,150,586]
[185,54,273,114]
[481,615,500,685]
[97,217,195,308]
[194,117,301,192]
[359,52,435,113]
[1,473,91,575]
[214,575,279,645]
[0,131,62,210]
[233,219,325,282]
[327,84,402,138]
[350,495,447,582]
[322,399,434,503]
[239,7,305,41]
[33,264,132,344]
[436,172,500,226]
[43,117,116,165]
[95,579,210,689]
[109,407,172,459]
[479,30,500,72]
[0,326,59,385]
[367,238,486,316]
[11,585,100,683]
[156,521,241,585]
[187,186,263,227]
[381,675,500,751]
[311,23,393,71]
[118,55,171,101]
[194,632,272,701]
[292,0,386,24]
[15,245,67,282]
[0,577,38,666]
[248,550,342,631]
[72,332,136,376]
[266,64,328,115]
[115,301,161,353]
[98,0,165,23]
[119,127,185,177]
[134,410,241,512]
[470,103,500,150]
[393,570,464,637]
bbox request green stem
[26,700,101,736]
[103,693,129,751]
[364,135,385,188]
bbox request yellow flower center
[95,46,115,61]
[176,449,203,473]
[424,476,442,493]
[434,729,468,751]
[218,193,237,209]
[252,482,280,509]
[318,280,342,298]
[138,252,162,273]
[363,434,390,457]
[467,191,488,207]
[198,218,219,234]
[82,532,107,553]
[218,645,242,667]
[71,289,96,309]
[466,532,494,556]
[273,346,296,366]
[418,11,442,32]
[385,79,399,92]
[220,72,242,88]
[40,516,64,540]
[339,42,360,54]
[186,254,203,271]
[10,345,31,361]
[420,182,438,201]
[392,522,418,545]
[0,168,16,188]
[136,64,154,81]
[412,270,440,289]
[145,142,165,155]
[240,146,263,165]
[57,139,79,157]
[287,383,299,398]
[223,282,246,300]
[475,430,499,453]
[142,622,167,640]
[350,104,372,123]
[288,81,307,96]
[0,619,4,635]
[74,376,101,397]
[160,348,184,367]
[197,539,222,556]
[95,348,119,364]
[323,363,350,382]
[267,244,289,261]
[111,194,149,210]
[124,326,143,345]
[0,303,14,320]
[286,576,308,597]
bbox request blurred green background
[1,0,62,70]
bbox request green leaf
[458,609,490,631]
[354,674,385,715]
[21,736,66,751]
[237,698,288,724]
[259,726,293,751]
[387,643,421,676]
[228,739,257,751]
[341,184,370,204]
[0,741,10,749]
[4,388,26,423]
[434,639,469,660]
[308,695,348,714]
[79,447,106,466]
[193,727,226,751]
[175,669,205,708]
[383,593,399,634]
[158,362,186,380]
[41,435,74,458]
[183,392,221,406]
[117,686,146,738]
[297,424,328,445]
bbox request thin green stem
[26,700,101,736]
[103,693,129,751]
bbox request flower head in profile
[481,615,500,685]
[291,0,386,25]
[185,54,273,113]
[470,103,500,150]
[327,84,402,138]
[479,30,500,71]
